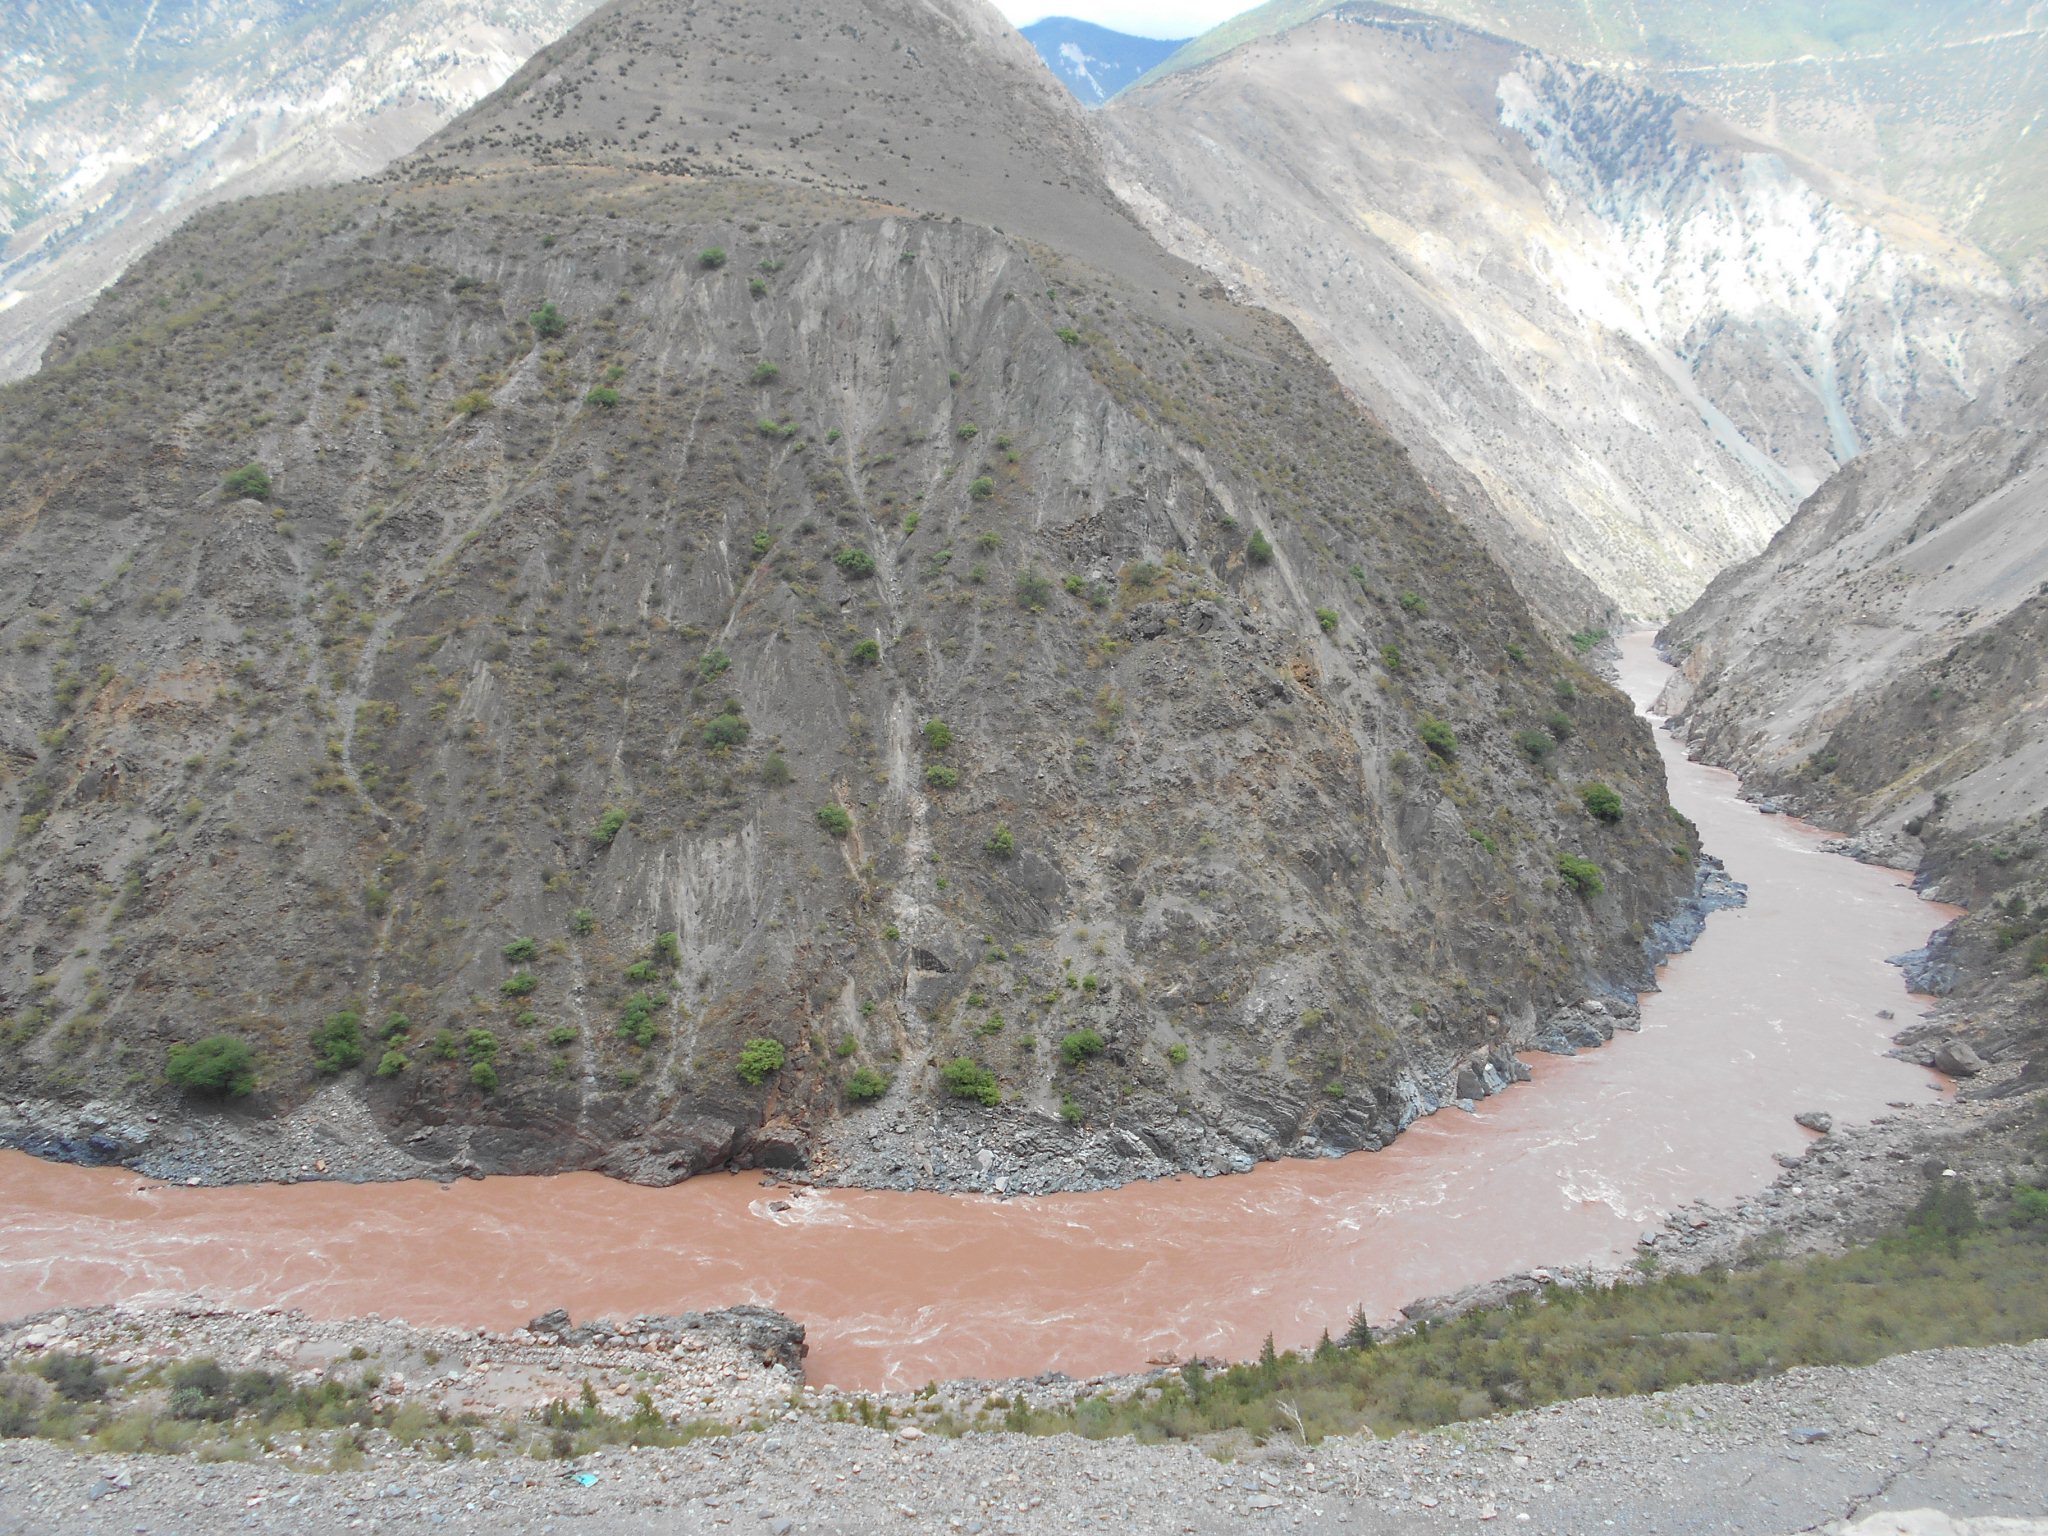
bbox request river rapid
[0,635,1954,1390]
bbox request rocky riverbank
[2,1312,2042,1534]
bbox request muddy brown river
[0,635,1954,1390]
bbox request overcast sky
[992,1,1249,40]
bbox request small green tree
[922,718,953,752]
[816,803,853,837]
[1015,570,1054,610]
[703,709,750,747]
[1580,783,1623,822]
[1516,728,1554,762]
[529,301,567,339]
[591,806,629,846]
[585,386,620,408]
[845,1067,890,1102]
[1315,607,1339,634]
[834,547,877,578]
[940,1056,1000,1105]
[1418,717,1458,761]
[1246,529,1275,566]
[850,637,881,665]
[221,464,272,501]
[165,1036,256,1097]
[700,247,728,269]
[1060,1028,1105,1066]
[968,476,995,500]
[310,1010,365,1073]
[985,823,1015,858]
[502,937,537,963]
[738,1037,786,1086]
[1556,854,1604,897]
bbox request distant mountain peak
[1021,17,1187,105]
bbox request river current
[0,635,1953,1389]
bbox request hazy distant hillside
[1021,17,1187,104]
[0,0,601,380]
[1144,0,2048,288]
[1107,4,2038,617]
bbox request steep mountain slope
[1144,0,2048,291]
[1104,4,2038,618]
[0,0,603,382]
[0,0,1699,1189]
[1021,17,1188,105]
[1659,345,2048,1060]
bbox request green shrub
[1056,326,1082,345]
[375,1049,409,1078]
[500,970,538,998]
[1168,1043,1189,1065]
[699,248,728,269]
[1506,642,1528,664]
[751,360,779,383]
[585,386,619,408]
[1568,627,1610,656]
[1315,607,1339,634]
[1516,728,1553,762]
[925,763,960,789]
[221,463,272,501]
[1380,643,1402,673]
[760,753,791,786]
[310,1010,365,1073]
[165,1036,255,1097]
[850,637,881,665]
[1060,1028,1106,1066]
[816,803,853,837]
[968,476,995,500]
[502,937,536,963]
[35,1352,107,1403]
[1060,1094,1083,1125]
[957,422,979,440]
[1246,529,1275,566]
[922,718,953,752]
[529,301,567,338]
[469,1061,498,1093]
[1418,717,1457,761]
[834,547,876,578]
[703,709,750,748]
[1556,855,1604,897]
[749,276,767,297]
[624,959,658,984]
[571,907,597,936]
[751,530,775,560]
[698,648,731,682]
[380,1011,411,1040]
[591,807,629,846]
[1546,709,1573,742]
[738,1037,786,1086]
[1016,570,1054,610]
[985,823,1015,858]
[845,1067,890,1102]
[1580,783,1623,822]
[940,1057,1001,1105]
[426,1028,461,1062]
[452,390,493,418]
[618,991,667,1047]
[547,1025,578,1047]
[1553,677,1578,703]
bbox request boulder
[1794,1111,1834,1134]
[1932,1039,1986,1078]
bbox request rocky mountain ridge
[0,0,1698,1188]
[1102,3,2039,619]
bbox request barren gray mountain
[0,0,603,381]
[1659,344,2048,1062]
[0,0,1699,1188]
[1103,3,2039,618]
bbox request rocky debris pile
[1642,852,1750,963]
[525,1308,806,1374]
[1526,995,1641,1057]
[0,1302,803,1431]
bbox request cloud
[993,1,1247,41]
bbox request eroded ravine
[0,635,1953,1391]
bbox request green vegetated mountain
[1143,0,2048,290]
[1659,343,2048,1072]
[1103,3,2038,619]
[1021,18,1190,106]
[0,0,1700,1187]
[0,0,605,381]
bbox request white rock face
[0,0,603,380]
[1103,9,2038,617]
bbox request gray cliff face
[1101,5,2038,620]
[1659,344,2048,1057]
[0,0,1698,1188]
[0,0,604,381]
